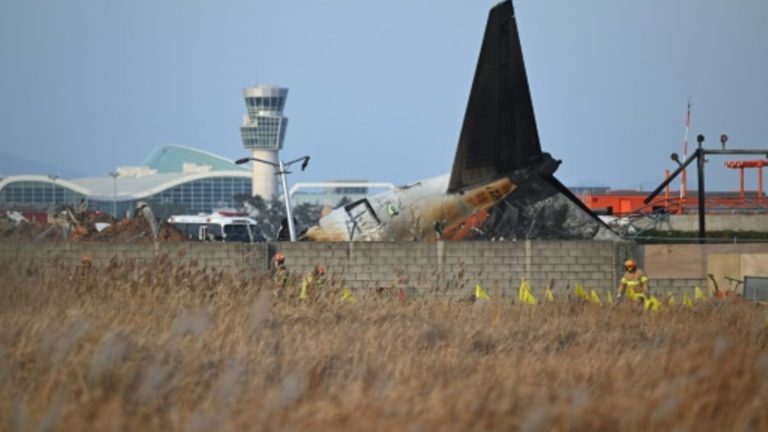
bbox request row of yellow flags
[311,278,709,307]
[299,276,356,303]
[474,282,710,312]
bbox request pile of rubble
[1,212,50,241]
[91,217,184,242]
[1,206,184,243]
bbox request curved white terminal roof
[0,171,251,202]
[0,175,91,196]
[142,144,247,174]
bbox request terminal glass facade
[0,177,252,217]
[147,177,252,213]
[0,181,85,210]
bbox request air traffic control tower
[240,85,289,198]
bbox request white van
[167,212,266,243]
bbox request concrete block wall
[643,243,768,297]
[652,278,707,297]
[0,240,638,298]
[633,214,768,233]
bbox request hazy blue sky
[1,0,766,192]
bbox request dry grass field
[1,255,767,431]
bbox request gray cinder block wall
[652,278,708,296]
[0,241,638,297]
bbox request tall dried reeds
[0,255,766,431]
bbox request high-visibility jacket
[621,270,649,293]
[273,265,289,287]
[299,273,327,300]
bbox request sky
[1,0,766,192]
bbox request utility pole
[108,171,119,218]
[276,160,297,241]
[235,155,310,241]
[680,99,691,208]
[696,135,706,241]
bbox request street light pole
[235,155,310,241]
[277,159,298,241]
[108,171,119,218]
[696,137,706,243]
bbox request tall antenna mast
[681,98,692,203]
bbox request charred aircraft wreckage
[303,1,618,242]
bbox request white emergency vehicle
[167,212,266,243]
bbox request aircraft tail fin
[448,0,546,193]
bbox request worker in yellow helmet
[272,252,290,297]
[617,259,650,302]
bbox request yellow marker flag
[644,295,661,312]
[694,286,707,302]
[589,289,602,305]
[575,284,588,300]
[667,293,677,307]
[651,296,662,311]
[544,287,555,303]
[683,293,694,308]
[627,286,637,302]
[518,280,537,305]
[475,284,490,301]
[340,287,355,303]
[523,287,537,305]
[607,291,614,305]
[299,276,310,300]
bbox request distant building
[290,180,396,208]
[240,85,289,199]
[0,145,252,217]
[568,186,610,196]
[577,188,768,215]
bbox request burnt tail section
[448,0,545,193]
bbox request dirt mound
[0,214,184,243]
[158,224,185,241]
[82,211,115,227]
[92,218,184,242]
[0,221,52,241]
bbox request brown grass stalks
[1,256,767,431]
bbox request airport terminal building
[1,84,391,219]
[0,143,382,218]
[0,84,293,218]
[0,145,253,217]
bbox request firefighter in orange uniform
[272,252,289,297]
[617,259,650,302]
